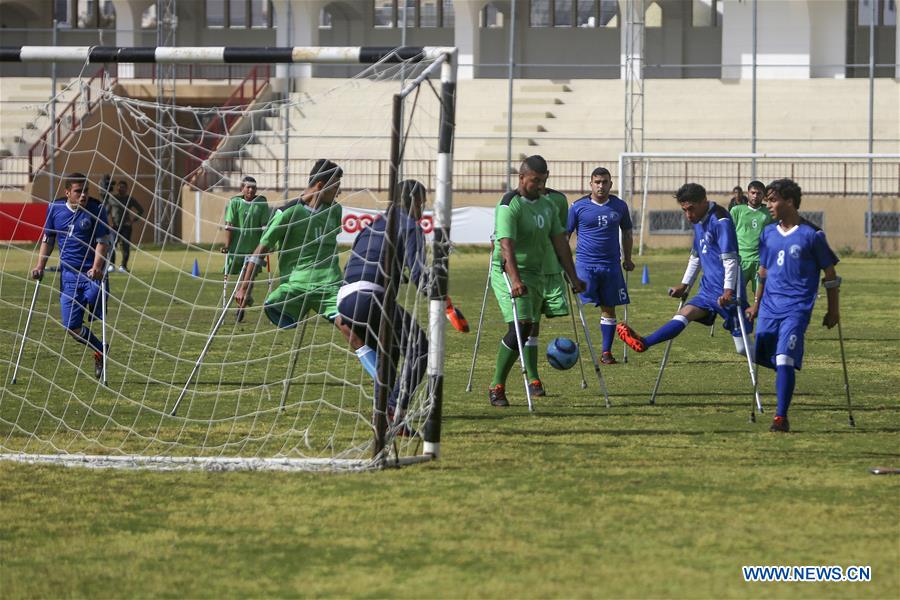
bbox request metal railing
[27,66,117,181]
[213,157,900,197]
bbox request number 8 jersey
[758,219,839,317]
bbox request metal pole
[49,19,58,197]
[751,0,758,178]
[282,1,292,196]
[867,0,875,253]
[505,0,517,191]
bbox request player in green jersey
[524,188,570,397]
[488,155,585,408]
[730,180,774,298]
[221,176,270,322]
[221,176,270,276]
[233,160,369,372]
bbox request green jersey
[259,199,342,285]
[730,204,774,262]
[491,190,564,275]
[224,195,270,256]
[541,189,568,274]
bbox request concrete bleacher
[223,77,898,185]
[0,78,77,157]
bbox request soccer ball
[546,337,579,370]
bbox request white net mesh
[1,52,449,471]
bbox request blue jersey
[42,198,111,273]
[693,202,739,298]
[343,210,425,288]
[758,220,838,318]
[567,194,633,268]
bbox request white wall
[809,0,846,78]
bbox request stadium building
[0,0,898,251]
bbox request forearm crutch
[11,278,41,384]
[172,262,249,416]
[649,280,695,405]
[280,319,309,411]
[565,285,588,389]
[571,287,611,408]
[465,250,493,392]
[100,277,108,386]
[501,271,534,412]
[622,270,630,363]
[837,321,855,428]
[733,286,763,422]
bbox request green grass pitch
[1,247,898,598]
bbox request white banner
[336,206,494,244]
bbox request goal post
[0,45,457,471]
[618,152,900,256]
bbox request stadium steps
[0,79,78,156]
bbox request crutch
[501,270,533,412]
[649,280,695,405]
[172,262,249,416]
[733,285,763,422]
[622,270,630,363]
[564,285,588,389]
[10,278,41,384]
[280,319,309,410]
[836,320,855,427]
[571,284,611,408]
[465,248,494,392]
[100,277,108,386]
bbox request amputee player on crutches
[486,155,585,408]
[617,183,756,368]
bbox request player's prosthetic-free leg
[11,278,41,384]
[565,285,588,389]
[466,251,493,392]
[649,282,694,405]
[837,321,855,427]
[571,286,610,408]
[733,288,763,422]
[501,271,533,412]
[173,262,248,416]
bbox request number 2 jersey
[692,202,739,298]
[758,220,839,318]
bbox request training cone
[642,264,650,285]
[191,259,200,277]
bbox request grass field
[1,247,898,598]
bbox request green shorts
[540,272,570,319]
[741,259,761,294]
[491,267,544,323]
[264,281,339,329]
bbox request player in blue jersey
[746,178,840,432]
[567,167,635,364]
[617,183,752,358]
[337,180,429,434]
[30,173,112,379]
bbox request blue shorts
[576,263,630,308]
[755,311,810,371]
[60,269,104,329]
[686,290,748,336]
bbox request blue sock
[775,363,796,418]
[355,346,377,380]
[644,317,688,348]
[73,326,104,353]
[600,317,616,353]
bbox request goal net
[0,46,456,471]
